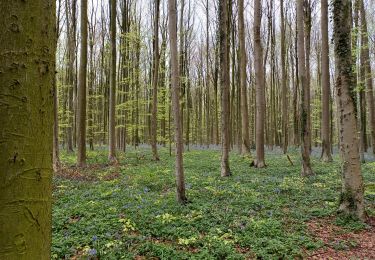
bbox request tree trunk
[254,0,266,168]
[239,0,252,158]
[77,0,88,167]
[297,0,314,176]
[151,0,161,161]
[333,0,365,221]
[280,0,288,154]
[108,0,117,163]
[168,0,187,204]
[320,0,333,161]
[359,0,375,156]
[0,0,55,258]
[219,0,231,176]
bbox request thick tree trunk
[0,0,55,258]
[254,0,266,168]
[77,0,88,167]
[108,0,117,163]
[320,0,333,161]
[151,0,160,161]
[297,0,314,176]
[219,0,231,176]
[168,0,187,204]
[333,0,365,221]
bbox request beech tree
[168,0,187,203]
[77,0,88,167]
[108,0,118,163]
[0,0,55,258]
[254,0,266,168]
[151,0,161,161]
[239,0,251,158]
[297,0,313,176]
[333,0,365,220]
[219,0,231,176]
[320,0,332,162]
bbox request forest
[0,0,375,259]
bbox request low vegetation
[52,148,375,259]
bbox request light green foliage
[52,149,374,259]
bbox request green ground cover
[52,148,375,259]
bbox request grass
[52,147,375,259]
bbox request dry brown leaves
[307,216,375,259]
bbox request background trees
[51,0,374,215]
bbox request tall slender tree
[297,0,314,176]
[320,0,332,161]
[219,0,231,176]
[333,0,365,220]
[151,0,161,161]
[359,0,375,156]
[168,0,187,203]
[280,0,288,154]
[239,0,251,158]
[254,0,266,168]
[0,0,56,257]
[77,0,88,167]
[108,0,118,163]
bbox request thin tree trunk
[297,0,314,176]
[281,0,288,154]
[254,0,266,168]
[359,0,375,156]
[320,0,333,161]
[151,0,161,161]
[77,0,88,167]
[168,0,187,203]
[108,0,118,163]
[239,0,251,158]
[219,0,231,176]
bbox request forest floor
[52,147,375,259]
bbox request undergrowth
[52,148,375,259]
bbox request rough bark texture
[333,0,365,221]
[254,0,266,168]
[320,0,332,162]
[168,0,187,204]
[0,0,55,258]
[77,0,88,167]
[108,0,117,163]
[219,0,231,176]
[239,0,251,158]
[297,0,314,176]
[151,0,160,161]
[359,0,375,156]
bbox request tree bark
[151,0,161,161]
[168,0,187,203]
[77,0,88,167]
[333,0,365,221]
[219,0,231,176]
[0,0,55,258]
[320,0,333,161]
[108,0,118,163]
[297,0,314,176]
[239,0,252,158]
[280,0,288,154]
[359,0,375,156]
[254,0,266,168]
